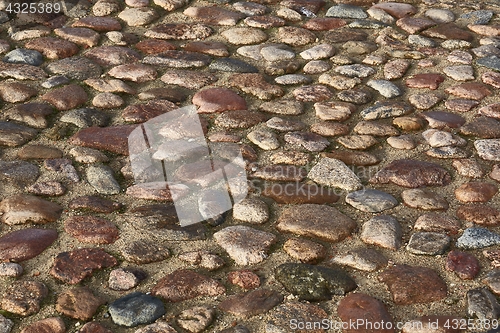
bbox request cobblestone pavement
[1,0,500,332]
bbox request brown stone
[219,289,283,318]
[482,71,500,89]
[56,287,104,320]
[69,196,122,213]
[401,189,449,211]
[278,26,316,46]
[1,280,48,316]
[371,2,417,18]
[276,204,356,242]
[468,24,500,36]
[64,216,119,244]
[50,248,117,284]
[446,250,480,280]
[145,23,213,40]
[325,29,367,43]
[0,194,62,225]
[283,238,326,263]
[0,228,57,262]
[267,302,328,333]
[228,270,260,289]
[121,239,170,264]
[311,122,350,137]
[302,18,346,30]
[445,82,491,100]
[215,110,267,129]
[41,84,88,111]
[135,39,176,54]
[25,37,79,59]
[456,204,500,226]
[315,101,355,121]
[21,317,66,333]
[183,41,228,57]
[281,0,325,13]
[4,103,53,129]
[69,125,137,155]
[338,293,394,333]
[369,159,452,188]
[184,6,244,25]
[378,265,447,305]
[455,182,498,203]
[18,145,62,159]
[419,111,466,129]
[122,99,177,123]
[84,46,141,66]
[322,150,380,166]
[72,16,122,31]
[422,23,473,41]
[152,269,225,302]
[252,165,307,182]
[78,322,113,333]
[293,85,333,102]
[414,213,461,234]
[492,164,500,182]
[229,73,283,100]
[108,63,157,83]
[478,103,500,119]
[263,182,339,204]
[193,87,246,113]
[126,182,186,201]
[461,117,500,139]
[245,16,286,28]
[54,27,100,47]
[0,82,37,103]
[396,17,436,34]
[393,116,424,131]
[445,99,479,112]
[405,73,444,90]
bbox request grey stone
[247,129,280,150]
[260,45,295,62]
[426,146,470,159]
[346,189,398,213]
[425,8,454,23]
[46,57,102,80]
[0,121,38,147]
[475,139,500,161]
[209,58,258,73]
[109,292,165,327]
[0,161,39,185]
[460,10,493,25]
[326,4,367,19]
[275,263,356,301]
[284,131,329,152]
[3,49,43,66]
[331,248,388,272]
[467,288,500,320]
[275,74,312,85]
[0,314,13,333]
[308,157,362,191]
[361,215,402,250]
[406,232,450,255]
[367,79,401,98]
[443,65,475,81]
[349,20,387,29]
[457,227,500,249]
[477,56,500,72]
[60,108,109,128]
[335,64,375,78]
[41,75,70,89]
[86,165,120,195]
[233,198,269,224]
[361,101,412,120]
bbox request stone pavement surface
[0,0,500,332]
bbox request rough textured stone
[56,287,104,320]
[1,280,48,316]
[219,289,283,318]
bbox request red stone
[41,84,88,111]
[338,293,394,333]
[72,17,122,31]
[378,265,447,305]
[482,71,500,89]
[25,37,79,59]
[419,111,466,129]
[193,87,247,113]
[0,228,57,262]
[405,73,444,90]
[135,39,177,54]
[56,287,104,320]
[228,270,261,289]
[50,248,117,284]
[64,216,119,244]
[455,182,498,203]
[68,196,122,213]
[396,17,436,34]
[20,317,66,333]
[69,125,137,155]
[122,99,177,123]
[302,18,347,30]
[84,46,141,66]
[423,23,474,42]
[446,250,480,280]
[445,82,492,100]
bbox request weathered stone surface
[219,289,283,318]
[56,287,104,320]
[20,317,65,333]
[0,195,62,225]
[456,204,500,226]
[331,248,388,272]
[1,280,48,316]
[446,250,480,280]
[0,228,57,262]
[361,215,402,250]
[338,293,394,333]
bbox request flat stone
[145,23,212,40]
[371,2,417,18]
[322,151,380,166]
[193,88,246,113]
[461,117,500,139]
[72,16,122,31]
[446,250,480,280]
[361,100,412,120]
[21,317,65,333]
[446,82,491,100]
[338,135,378,150]
[426,146,470,159]
[445,99,479,112]
[3,49,43,66]
[455,182,498,203]
[50,248,117,284]
[460,10,493,24]
[109,292,165,327]
[222,28,267,45]
[319,74,360,90]
[122,99,177,123]
[4,103,53,129]
[283,238,326,263]
[387,135,416,149]
[135,39,176,54]
[303,18,346,31]
[275,263,356,301]
[402,188,449,211]
[228,270,261,290]
[1,280,48,316]
[491,165,500,182]
[266,117,306,131]
[284,131,329,152]
[54,27,100,47]
[152,269,225,302]
[217,110,267,129]
[326,4,367,18]
[346,189,398,212]
[397,17,435,34]
[276,204,356,242]
[370,159,451,188]
[41,84,88,111]
[78,322,113,333]
[420,111,466,129]
[315,101,355,121]
[47,58,102,81]
[338,293,394,333]
[335,64,376,78]
[153,0,189,11]
[0,228,57,262]
[423,23,473,42]
[0,194,62,225]
[260,99,303,115]
[425,8,454,23]
[0,121,38,147]
[478,103,500,119]
[121,239,170,264]
[275,74,312,85]
[26,181,66,196]
[406,232,450,255]
[178,250,224,271]
[293,85,332,102]
[56,287,104,320]
[232,198,269,224]
[266,302,327,333]
[245,15,285,28]
[25,37,79,59]
[219,289,283,318]
[214,226,276,265]
[0,62,47,80]
[118,7,158,26]
[337,88,373,104]
[443,65,475,81]
[467,288,500,320]
[229,73,283,100]
[409,93,442,111]
[183,41,229,57]
[379,265,447,305]
[354,121,399,137]
[277,27,316,46]
[177,306,215,332]
[452,159,485,178]
[303,60,331,74]
[405,73,445,90]
[60,108,109,128]
[108,64,156,82]
[64,215,119,244]
[483,270,500,295]
[475,139,500,161]
[384,59,410,80]
[308,157,362,191]
[233,1,267,15]
[311,122,350,137]
[142,50,211,68]
[263,182,339,204]
[331,248,388,272]
[69,125,136,155]
[478,56,500,72]
[483,250,500,268]
[209,58,258,73]
[0,82,37,103]
[0,263,23,277]
[0,161,39,187]
[108,268,144,291]
[456,227,500,249]
[84,46,141,67]
[361,215,402,250]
